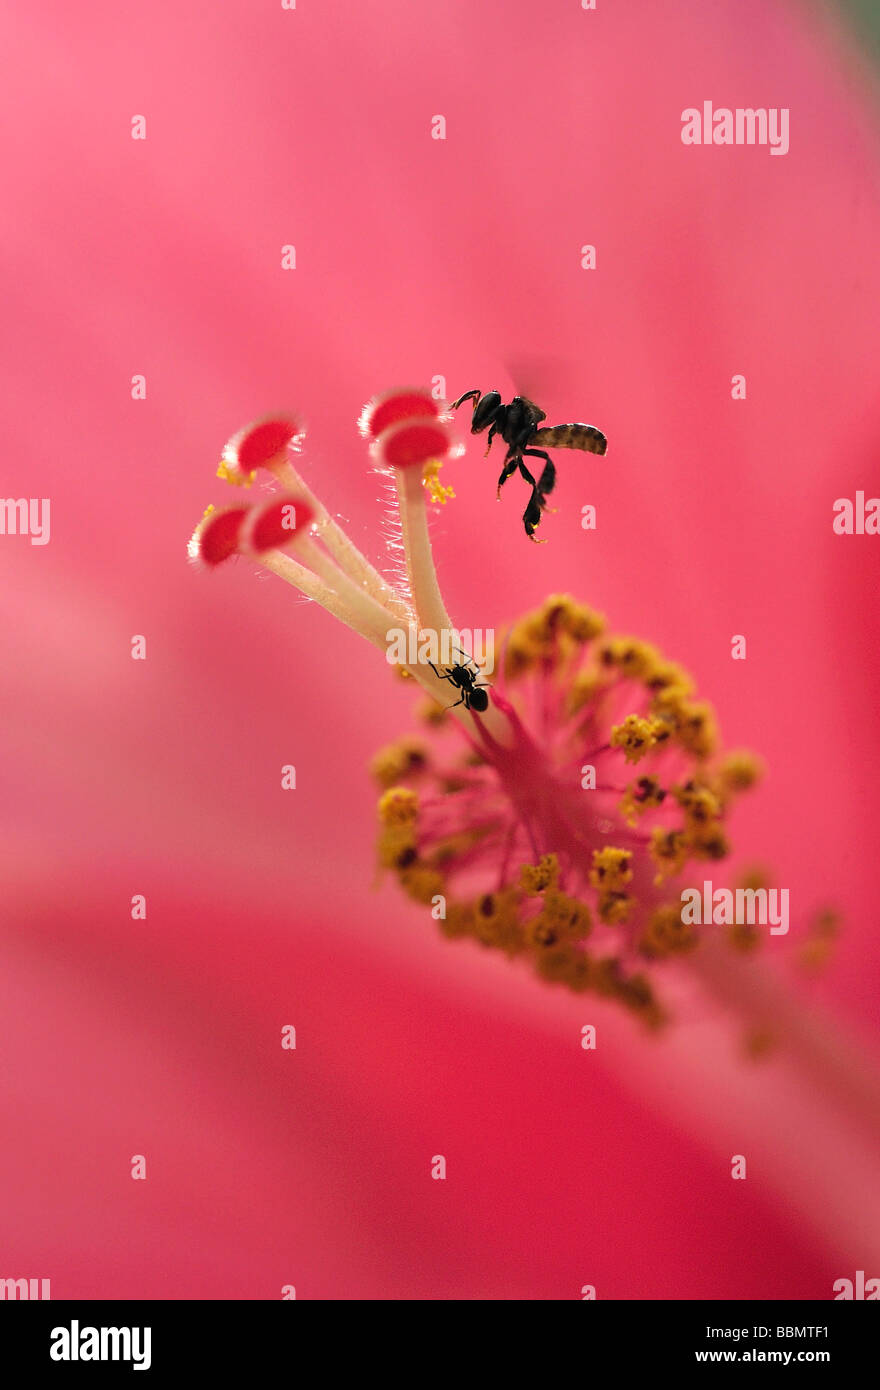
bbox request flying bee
[449,389,607,541]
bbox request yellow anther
[377,786,420,826]
[687,821,730,861]
[718,750,763,794]
[597,890,635,925]
[590,846,633,891]
[610,714,660,764]
[673,700,718,759]
[639,904,697,958]
[567,603,606,643]
[649,827,689,881]
[519,853,560,894]
[598,636,662,682]
[619,775,667,826]
[644,659,694,695]
[673,781,721,827]
[537,890,593,939]
[399,865,446,904]
[371,740,428,788]
[378,825,418,869]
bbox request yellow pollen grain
[216,459,256,488]
[421,458,455,505]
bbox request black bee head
[471,390,502,433]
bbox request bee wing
[530,424,608,456]
[504,352,571,403]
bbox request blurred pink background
[2,0,880,1297]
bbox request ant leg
[496,456,519,499]
[484,421,498,457]
[449,389,481,411]
[428,661,454,683]
[451,645,478,667]
[452,649,486,675]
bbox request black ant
[428,651,491,713]
[449,389,607,541]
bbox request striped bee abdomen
[530,424,608,455]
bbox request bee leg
[517,459,537,488]
[521,485,548,543]
[496,456,519,499]
[522,450,555,495]
[522,449,557,513]
[514,461,542,536]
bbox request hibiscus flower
[2,0,879,1298]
